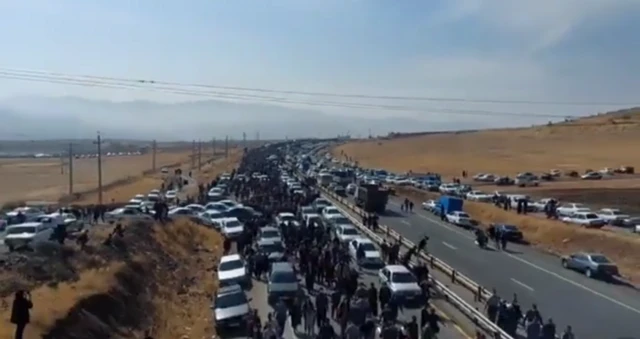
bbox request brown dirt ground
[0,220,224,339]
[393,186,640,282]
[334,109,640,281]
[0,150,194,205]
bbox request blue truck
[438,196,463,214]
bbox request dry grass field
[0,151,192,206]
[334,109,640,178]
[334,108,640,281]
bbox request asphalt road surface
[380,197,640,339]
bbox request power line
[2,67,637,107]
[0,70,581,119]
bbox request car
[221,218,244,239]
[275,212,298,226]
[378,265,422,302]
[147,192,161,202]
[493,224,523,242]
[324,214,352,228]
[219,199,238,209]
[561,252,619,279]
[104,207,154,224]
[226,206,261,222]
[597,208,630,226]
[165,190,177,200]
[439,183,459,195]
[207,188,226,202]
[348,238,384,268]
[561,212,606,228]
[581,172,602,180]
[168,207,195,218]
[218,254,250,288]
[346,183,357,195]
[185,204,206,214]
[258,226,282,243]
[3,222,55,252]
[256,239,286,262]
[445,211,473,228]
[556,203,590,217]
[201,211,227,229]
[466,191,493,202]
[4,207,44,223]
[302,213,321,227]
[422,200,438,211]
[213,284,251,331]
[334,224,360,243]
[321,206,342,220]
[267,262,299,303]
[205,202,230,213]
[299,205,316,218]
[313,198,331,213]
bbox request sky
[0,0,639,127]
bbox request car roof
[278,212,295,217]
[385,265,410,273]
[7,222,41,228]
[353,237,374,244]
[271,262,294,272]
[217,284,244,296]
[339,224,356,230]
[261,226,279,232]
[220,254,242,263]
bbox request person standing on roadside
[11,290,33,339]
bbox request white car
[200,210,226,229]
[446,211,473,227]
[465,191,493,202]
[186,204,206,214]
[422,200,437,210]
[324,214,352,228]
[104,207,153,223]
[562,212,606,228]
[4,222,55,251]
[439,183,459,195]
[581,172,602,180]
[205,202,230,213]
[221,218,244,239]
[334,224,360,243]
[378,265,422,301]
[348,238,384,267]
[218,254,250,288]
[597,208,629,225]
[474,173,496,182]
[207,188,226,201]
[5,207,43,222]
[275,212,298,226]
[259,226,282,243]
[321,206,342,220]
[219,199,238,209]
[168,207,195,218]
[556,203,590,217]
[165,190,177,200]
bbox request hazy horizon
[1,1,638,140]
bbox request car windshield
[280,215,295,222]
[359,243,377,252]
[459,213,470,218]
[208,204,228,211]
[391,272,417,283]
[208,212,224,219]
[271,272,297,283]
[225,221,241,228]
[590,255,611,264]
[325,209,340,215]
[341,228,358,236]
[610,211,624,215]
[585,214,598,219]
[219,260,244,271]
[189,206,205,212]
[260,243,284,253]
[216,291,247,309]
[7,226,37,235]
[332,216,351,225]
[261,230,280,239]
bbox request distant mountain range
[0,95,488,141]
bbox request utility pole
[198,140,202,170]
[151,139,157,171]
[242,132,247,150]
[68,143,74,195]
[212,137,216,157]
[191,140,196,170]
[224,135,229,158]
[60,152,65,175]
[94,132,103,205]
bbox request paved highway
[380,197,640,339]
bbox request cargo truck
[355,183,390,213]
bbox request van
[4,222,54,251]
[267,262,298,303]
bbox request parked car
[446,211,474,228]
[597,208,630,226]
[561,212,606,228]
[561,252,619,279]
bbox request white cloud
[437,0,640,51]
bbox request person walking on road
[302,299,316,336]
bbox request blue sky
[0,0,639,125]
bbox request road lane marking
[402,205,640,315]
[511,278,534,292]
[442,241,457,250]
[401,220,411,226]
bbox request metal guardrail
[311,184,514,339]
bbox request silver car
[212,284,250,331]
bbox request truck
[355,183,390,213]
[438,196,463,214]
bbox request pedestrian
[10,290,33,339]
